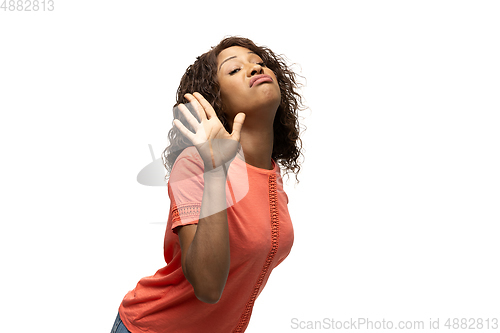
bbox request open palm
[174,92,245,171]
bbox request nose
[247,63,264,76]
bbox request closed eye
[228,62,265,75]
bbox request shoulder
[273,159,281,174]
[172,146,203,169]
[169,147,205,182]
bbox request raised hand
[173,92,246,171]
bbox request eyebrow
[218,51,257,71]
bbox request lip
[249,74,273,88]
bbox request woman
[111,36,305,333]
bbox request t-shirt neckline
[234,154,277,175]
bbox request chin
[257,84,281,108]
[251,96,280,116]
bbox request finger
[173,119,195,142]
[177,103,200,130]
[184,93,207,121]
[230,113,246,141]
[192,92,217,119]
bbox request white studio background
[1,1,499,332]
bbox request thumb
[230,113,246,141]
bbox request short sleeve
[168,147,205,232]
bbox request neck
[237,121,274,170]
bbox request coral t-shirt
[118,147,294,333]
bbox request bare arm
[174,92,245,304]
[178,168,229,303]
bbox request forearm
[173,91,245,303]
[184,167,230,303]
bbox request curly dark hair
[162,36,306,182]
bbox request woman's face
[216,46,281,122]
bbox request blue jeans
[111,312,132,333]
